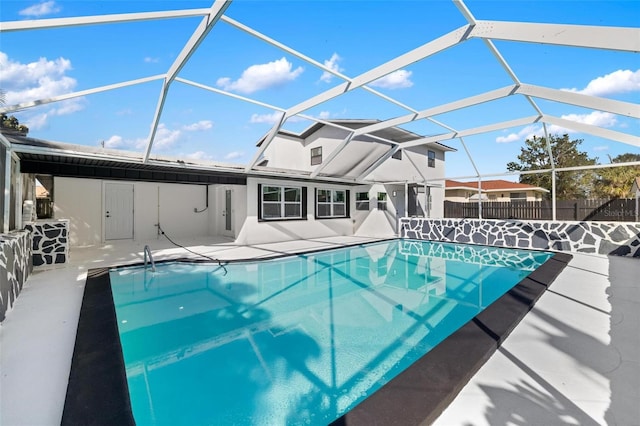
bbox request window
[355,192,369,211]
[259,185,306,220]
[392,150,402,160]
[377,192,387,210]
[510,192,527,202]
[316,189,349,218]
[427,150,436,168]
[311,146,322,165]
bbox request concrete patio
[1,236,638,425]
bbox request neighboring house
[1,122,454,247]
[35,185,49,198]
[445,179,549,202]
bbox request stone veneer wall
[0,230,33,322]
[400,218,640,257]
[24,220,69,266]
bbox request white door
[222,189,234,237]
[105,183,134,240]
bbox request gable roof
[445,179,549,193]
[258,119,456,152]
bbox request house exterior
[256,120,455,233]
[445,179,549,202]
[1,121,453,250]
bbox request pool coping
[61,241,572,425]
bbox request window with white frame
[377,192,387,210]
[311,146,322,165]
[316,189,348,218]
[355,191,369,211]
[427,150,436,168]
[260,185,304,220]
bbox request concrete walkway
[436,253,639,425]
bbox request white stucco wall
[208,184,247,239]
[53,177,103,246]
[235,177,355,245]
[53,177,213,247]
[366,146,446,184]
[353,183,402,238]
[261,134,306,170]
[430,186,445,218]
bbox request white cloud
[19,1,60,17]
[320,53,343,83]
[562,69,640,96]
[116,108,133,116]
[153,123,181,150]
[216,57,303,94]
[495,133,520,144]
[559,111,617,128]
[182,120,213,131]
[250,112,284,124]
[103,135,124,149]
[0,52,76,105]
[495,112,617,143]
[144,57,159,63]
[593,145,609,152]
[224,151,245,161]
[370,70,413,89]
[185,151,214,161]
[25,98,86,130]
[132,124,182,151]
[495,125,539,143]
[317,111,332,120]
[25,114,49,131]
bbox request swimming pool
[107,239,553,425]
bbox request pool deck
[1,236,638,425]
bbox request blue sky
[1,0,638,180]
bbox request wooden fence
[444,198,637,222]
[36,198,53,219]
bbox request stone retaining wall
[0,230,33,322]
[400,218,640,257]
[24,220,69,266]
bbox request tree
[0,112,29,136]
[593,153,640,198]
[506,133,597,200]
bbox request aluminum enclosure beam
[310,133,355,179]
[542,115,640,147]
[0,75,165,114]
[516,84,640,119]
[0,9,211,32]
[285,24,473,118]
[352,85,517,137]
[221,16,424,120]
[245,113,286,172]
[469,20,640,53]
[143,0,232,162]
[356,146,402,181]
[400,116,541,149]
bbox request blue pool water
[109,239,552,425]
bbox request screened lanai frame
[1,0,639,221]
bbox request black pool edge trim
[331,251,573,426]
[61,243,572,426]
[61,267,135,426]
